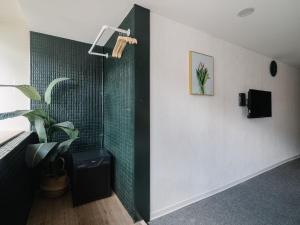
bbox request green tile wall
[104,8,136,218]
[30,32,103,151]
[104,5,150,221]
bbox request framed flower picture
[189,51,214,95]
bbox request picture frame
[189,51,214,96]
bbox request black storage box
[71,150,112,206]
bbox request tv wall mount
[239,93,247,107]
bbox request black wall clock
[270,60,277,77]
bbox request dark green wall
[30,32,103,151]
[133,6,150,222]
[104,5,150,221]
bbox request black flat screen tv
[247,89,272,118]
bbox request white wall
[150,13,300,219]
[0,21,30,131]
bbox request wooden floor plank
[27,192,135,225]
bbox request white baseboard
[150,154,300,220]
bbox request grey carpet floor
[150,158,300,225]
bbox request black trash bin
[71,149,112,206]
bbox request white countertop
[0,131,24,147]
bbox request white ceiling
[0,0,26,23]
[18,0,133,45]
[16,0,300,68]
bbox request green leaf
[58,138,78,154]
[33,117,47,143]
[54,121,75,129]
[30,109,48,119]
[203,73,210,85]
[29,109,56,126]
[25,142,58,168]
[49,138,78,162]
[15,85,41,101]
[44,77,70,105]
[5,109,53,142]
[53,121,79,139]
[0,110,53,141]
[0,110,31,120]
[0,85,41,101]
[58,127,79,139]
[196,63,210,93]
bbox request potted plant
[0,78,79,198]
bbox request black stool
[71,149,112,206]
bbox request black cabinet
[71,150,112,206]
